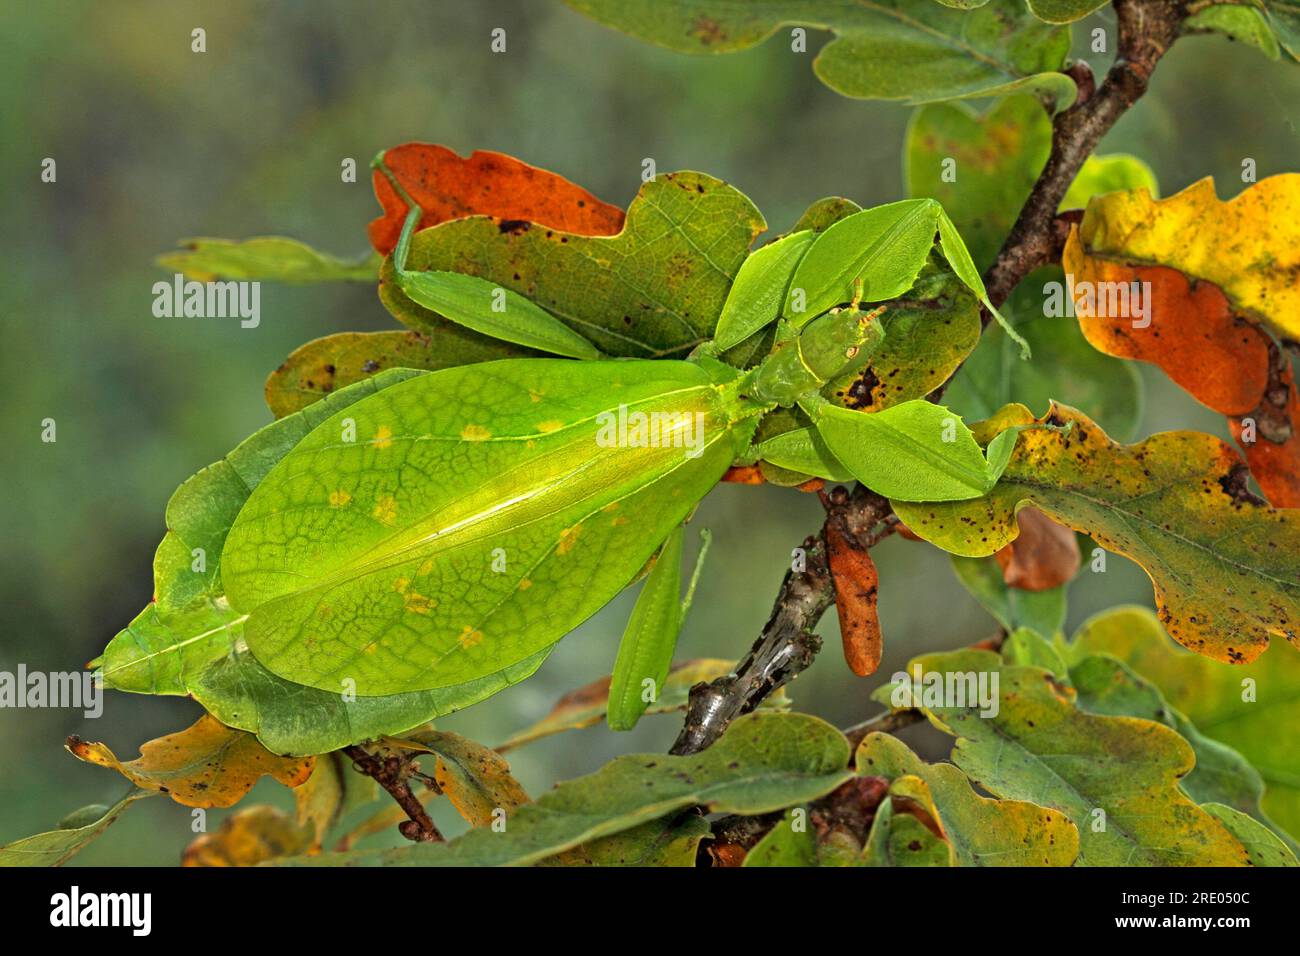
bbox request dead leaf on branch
[386,729,528,828]
[67,714,315,809]
[182,805,313,866]
[368,143,625,254]
[1077,176,1300,343]
[993,506,1080,591]
[1064,175,1300,506]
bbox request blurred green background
[2,1,1297,864]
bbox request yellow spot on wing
[372,495,398,524]
[458,626,484,649]
[611,516,629,527]
[528,389,544,403]
[329,489,352,508]
[392,576,410,594]
[557,526,582,555]
[461,424,491,441]
[372,425,393,450]
[518,579,532,590]
[418,558,434,576]
[404,590,436,615]
[537,420,565,434]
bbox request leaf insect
[135,166,1045,710]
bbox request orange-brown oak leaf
[994,506,1080,591]
[368,143,625,254]
[1230,357,1300,507]
[66,714,314,809]
[1062,237,1270,416]
[1064,175,1300,507]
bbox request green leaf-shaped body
[222,359,757,696]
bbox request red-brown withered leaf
[368,143,625,254]
[1062,238,1270,416]
[1062,175,1300,507]
[1230,357,1300,508]
[66,714,315,809]
[994,506,1080,591]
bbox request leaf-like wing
[66,715,315,809]
[96,369,558,755]
[223,359,752,695]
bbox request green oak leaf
[0,789,157,867]
[901,649,1250,865]
[1202,804,1299,866]
[1070,605,1300,841]
[222,359,757,696]
[1061,154,1159,210]
[1186,4,1282,60]
[859,797,950,866]
[789,196,862,234]
[742,807,818,867]
[856,733,1079,865]
[264,330,531,419]
[953,556,1068,637]
[156,237,380,282]
[1000,627,1070,676]
[276,712,855,867]
[906,96,1052,271]
[1026,0,1111,23]
[893,402,1300,666]
[1069,653,1286,841]
[382,171,764,359]
[945,267,1143,441]
[538,814,711,867]
[565,0,1076,109]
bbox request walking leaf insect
[115,176,1026,708]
